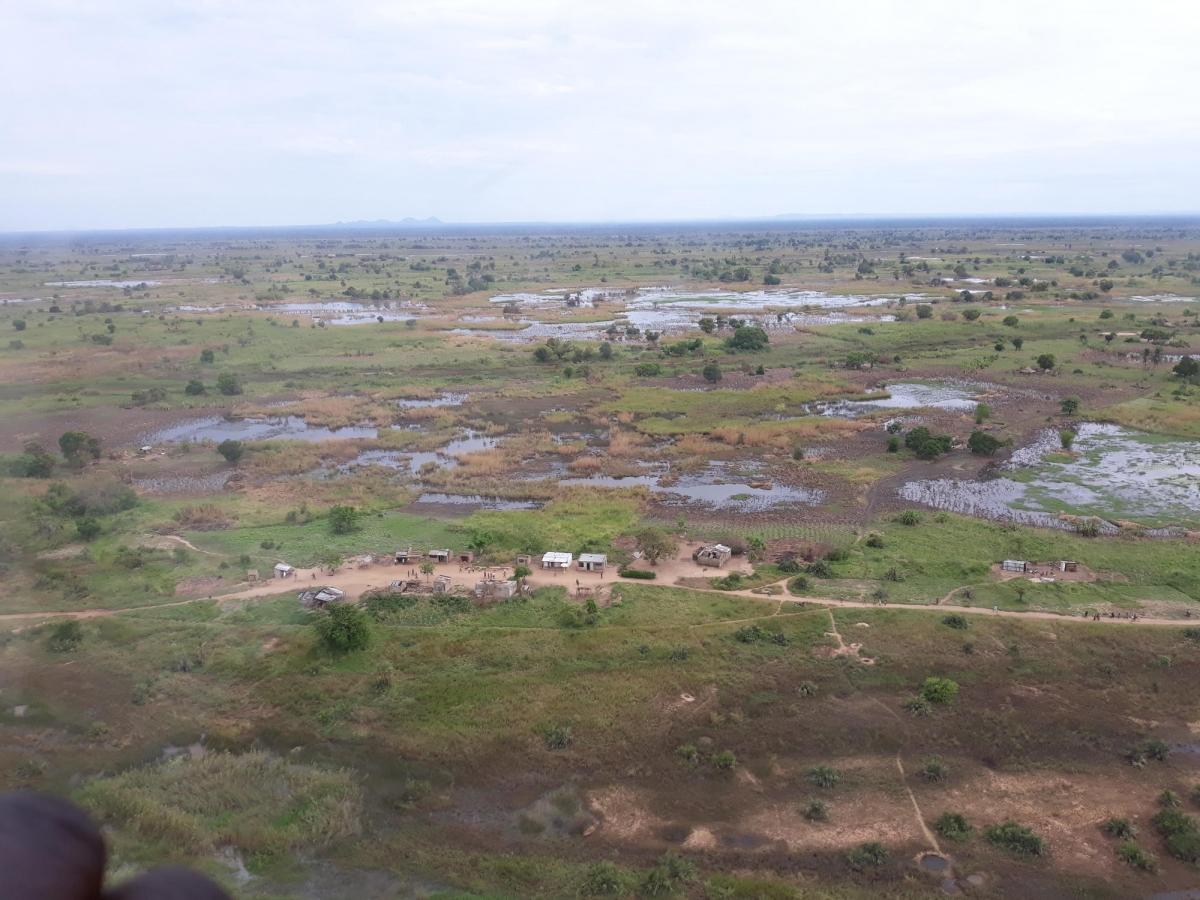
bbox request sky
[2,0,1199,231]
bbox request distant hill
[329,217,443,228]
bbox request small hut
[298,586,345,609]
[693,544,733,568]
[541,551,573,569]
[1002,559,1029,573]
[428,549,451,564]
[274,562,295,578]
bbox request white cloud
[0,0,1197,228]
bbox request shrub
[845,842,888,870]
[216,439,244,463]
[805,559,832,578]
[216,372,242,395]
[1037,353,1057,371]
[1102,817,1136,839]
[701,361,722,383]
[640,852,696,897]
[75,517,102,541]
[803,799,828,822]
[1160,789,1182,809]
[967,430,1004,456]
[935,812,971,841]
[1060,397,1079,415]
[903,696,933,716]
[897,510,921,526]
[920,677,959,705]
[864,533,884,548]
[1117,841,1158,872]
[1059,428,1076,450]
[713,750,737,770]
[787,575,810,593]
[582,862,624,896]
[808,765,840,788]
[618,567,655,580]
[725,325,769,352]
[184,379,206,395]
[985,821,1045,856]
[941,614,969,630]
[675,743,699,765]
[314,604,370,654]
[46,620,84,653]
[328,505,360,535]
[1153,807,1200,862]
[904,426,953,460]
[919,758,949,782]
[634,362,662,377]
[541,724,573,750]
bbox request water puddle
[819,382,980,418]
[342,431,499,475]
[395,392,468,409]
[561,461,824,510]
[901,424,1200,528]
[414,493,541,510]
[266,300,429,324]
[46,279,162,288]
[144,415,378,445]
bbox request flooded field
[267,300,429,324]
[562,461,824,511]
[901,424,1200,528]
[819,382,980,418]
[132,472,233,494]
[413,493,541,510]
[342,432,498,475]
[395,393,468,409]
[144,415,378,445]
[45,279,163,288]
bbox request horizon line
[4,211,1200,238]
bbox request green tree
[701,361,722,383]
[1036,354,1056,371]
[15,442,55,478]
[1060,396,1079,415]
[58,431,101,465]
[199,349,215,363]
[634,526,678,565]
[328,505,360,534]
[216,372,242,395]
[1059,428,1077,450]
[75,517,102,541]
[184,379,206,395]
[697,317,715,334]
[216,439,244,463]
[967,430,1003,456]
[724,326,769,352]
[314,604,370,654]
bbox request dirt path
[0,557,1192,631]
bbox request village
[239,542,744,610]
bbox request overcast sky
[2,0,1198,230]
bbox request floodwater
[45,279,162,288]
[414,493,541,510]
[144,415,378,445]
[395,392,468,409]
[819,382,980,418]
[268,300,428,324]
[342,432,499,475]
[901,424,1200,527]
[562,462,824,511]
[623,286,897,310]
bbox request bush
[803,799,828,822]
[618,567,655,580]
[967,430,1004,456]
[805,559,832,578]
[328,505,360,535]
[216,372,242,396]
[897,510,921,526]
[46,620,84,653]
[1103,817,1137,839]
[903,696,932,716]
[541,724,573,750]
[581,862,624,896]
[787,575,810,593]
[920,677,959,705]
[1036,353,1057,371]
[75,517,102,541]
[941,614,969,630]
[919,758,948,782]
[1059,428,1076,450]
[640,852,696,897]
[905,426,953,460]
[845,842,888,871]
[633,362,662,377]
[864,533,884,548]
[701,361,722,383]
[1117,841,1158,872]
[712,750,737,770]
[184,379,206,396]
[314,604,370,654]
[361,591,419,620]
[216,439,244,463]
[808,765,840,788]
[725,326,769,352]
[985,821,1045,856]
[935,812,971,841]
[675,743,699,765]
